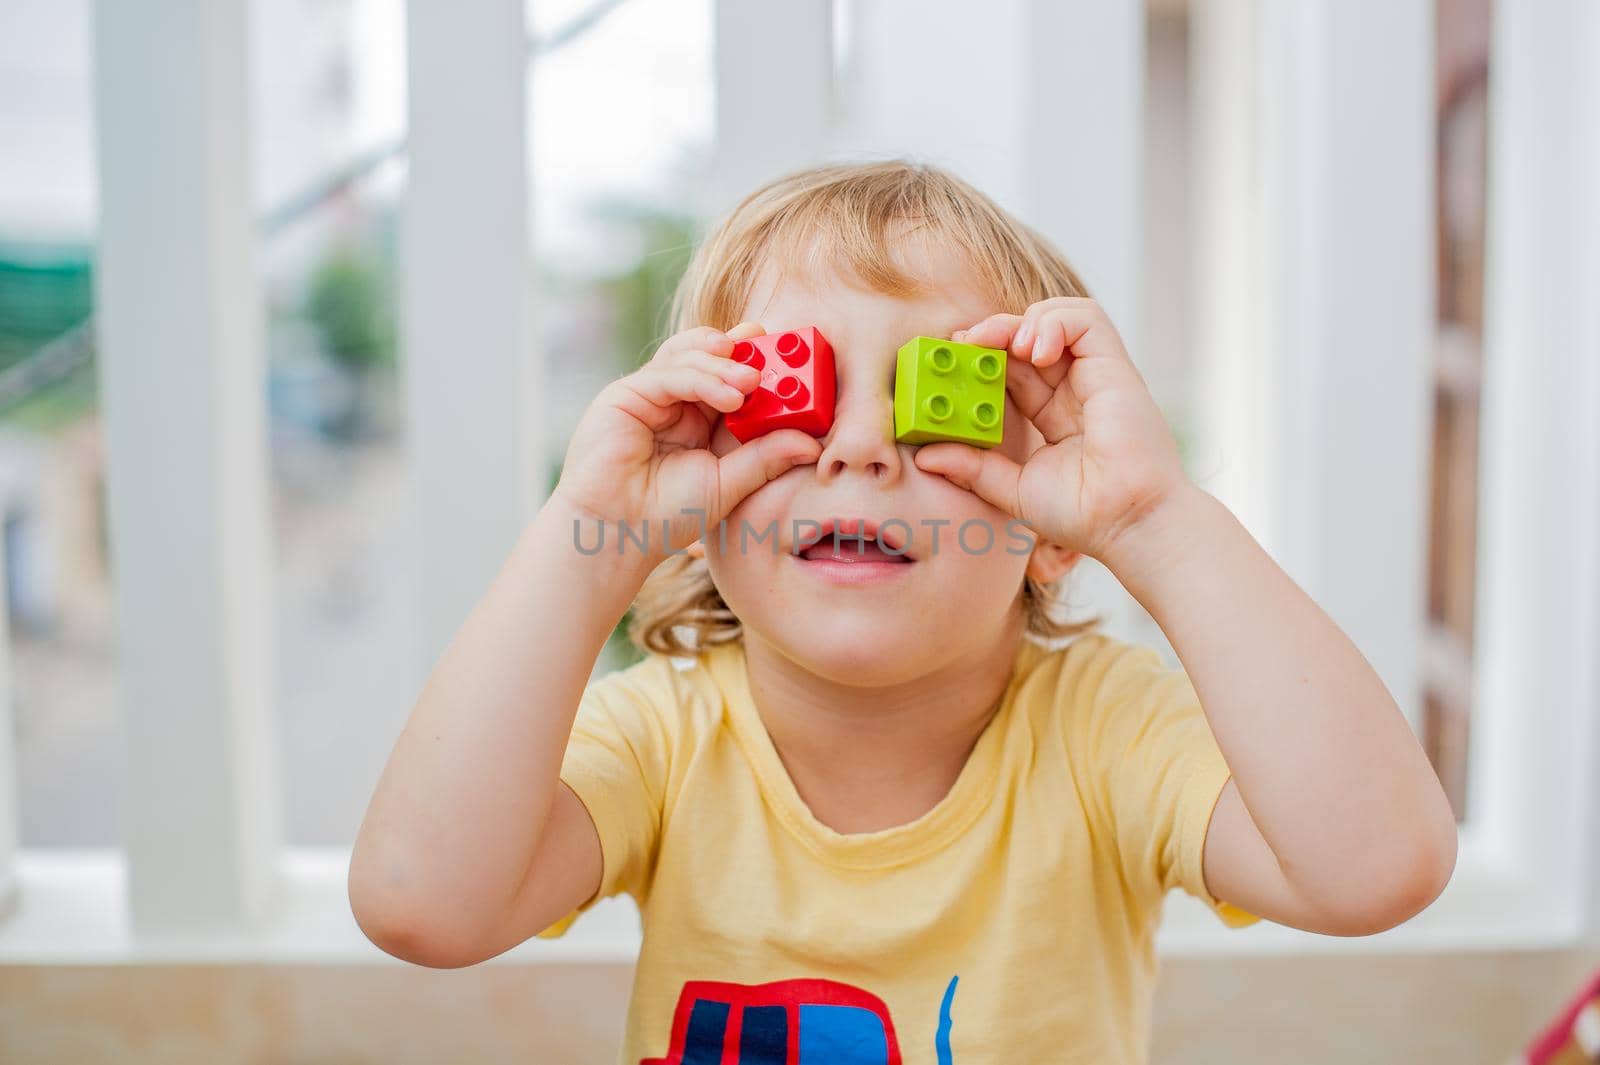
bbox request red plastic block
[723,326,837,443]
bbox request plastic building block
[893,335,1006,448]
[723,327,837,444]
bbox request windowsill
[0,847,639,966]
[0,838,1588,965]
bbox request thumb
[714,429,822,518]
[912,442,1026,519]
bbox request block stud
[972,401,999,430]
[928,345,956,374]
[776,376,809,408]
[733,340,764,370]
[925,393,953,422]
[974,351,1003,382]
[776,332,810,367]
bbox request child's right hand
[554,322,824,560]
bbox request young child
[350,161,1458,1063]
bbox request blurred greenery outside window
[0,245,96,431]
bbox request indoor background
[0,0,1597,1062]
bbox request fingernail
[1015,322,1034,351]
[1032,336,1047,362]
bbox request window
[0,1,114,849]
[265,0,717,845]
[2,0,1593,968]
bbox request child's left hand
[912,297,1189,561]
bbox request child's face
[704,243,1055,685]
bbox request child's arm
[1100,482,1457,935]
[920,299,1457,936]
[348,323,821,967]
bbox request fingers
[652,322,767,364]
[651,323,768,430]
[967,298,1144,445]
[954,314,1025,351]
[676,349,761,394]
[956,310,1078,446]
[1004,358,1059,421]
[1025,313,1067,367]
[1006,358,1083,445]
[608,360,755,434]
[654,325,740,363]
[1010,297,1135,372]
[912,441,1026,520]
[716,429,823,513]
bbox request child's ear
[1026,540,1081,584]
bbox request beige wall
[4,950,1598,1064]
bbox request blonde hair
[629,160,1102,655]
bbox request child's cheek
[720,457,804,536]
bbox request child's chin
[773,622,952,687]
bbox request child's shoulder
[579,641,744,731]
[1012,630,1196,738]
[1015,630,1176,699]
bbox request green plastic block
[893,335,1006,447]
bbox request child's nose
[815,385,902,484]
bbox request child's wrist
[536,488,664,587]
[1095,482,1219,590]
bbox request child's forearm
[349,491,654,950]
[1100,484,1457,923]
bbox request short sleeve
[1077,637,1259,929]
[535,657,677,939]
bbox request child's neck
[741,616,1026,836]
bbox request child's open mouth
[792,517,915,585]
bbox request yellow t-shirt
[537,632,1256,1065]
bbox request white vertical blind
[92,0,283,932]
[401,0,540,677]
[712,0,834,211]
[1193,0,1432,728]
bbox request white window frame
[1,0,1596,967]
[1162,0,1600,956]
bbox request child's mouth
[798,541,910,563]
[791,517,915,584]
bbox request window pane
[254,0,412,847]
[531,0,714,676]
[265,0,715,844]
[0,1,116,847]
